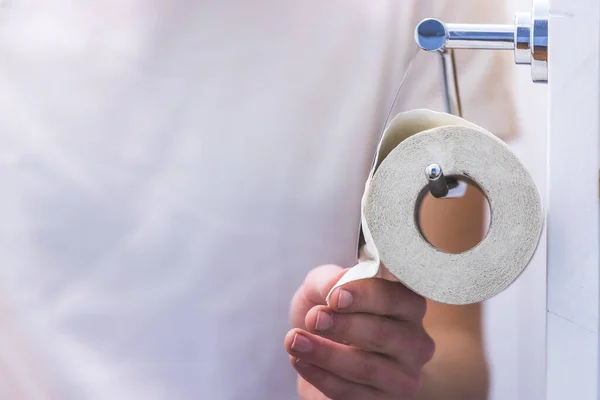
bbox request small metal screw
[425,164,449,198]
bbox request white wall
[483,1,548,399]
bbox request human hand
[285,265,435,400]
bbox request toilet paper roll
[327,109,543,305]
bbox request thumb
[302,264,348,305]
[289,264,347,329]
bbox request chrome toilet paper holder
[414,0,549,118]
[415,0,548,198]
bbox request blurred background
[0,1,549,398]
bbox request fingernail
[314,311,333,331]
[337,289,353,309]
[291,333,313,353]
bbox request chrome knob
[415,20,515,51]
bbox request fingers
[290,265,346,329]
[285,329,421,398]
[328,278,426,321]
[305,305,435,367]
[288,270,432,399]
[292,357,391,400]
[294,360,393,400]
[301,265,347,305]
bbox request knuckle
[383,283,401,314]
[351,352,380,383]
[304,264,340,289]
[310,372,358,400]
[369,319,394,351]
[335,314,352,338]
[307,264,337,279]
[327,384,355,400]
[314,339,334,364]
[410,295,427,319]
[384,282,426,320]
[318,373,347,399]
[384,365,422,399]
[401,374,422,398]
[418,332,436,363]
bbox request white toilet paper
[327,109,543,305]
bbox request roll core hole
[415,177,491,254]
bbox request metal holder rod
[444,24,515,50]
[430,49,466,199]
[439,49,462,117]
[414,0,549,83]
